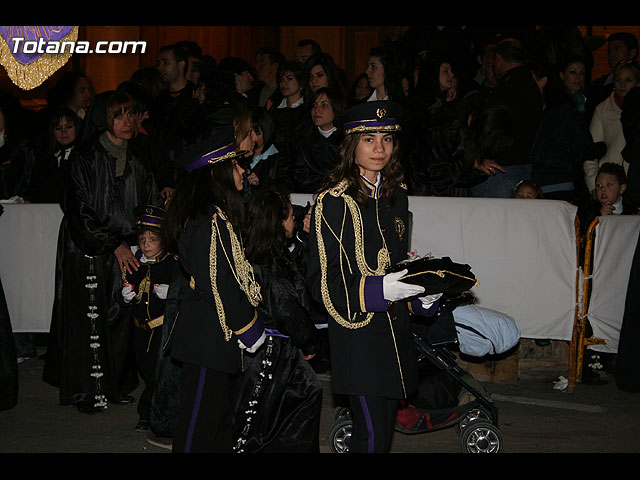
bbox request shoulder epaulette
[213,207,228,223]
[328,179,350,197]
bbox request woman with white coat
[585,61,640,195]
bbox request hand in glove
[153,283,169,299]
[383,269,425,302]
[121,282,136,303]
[419,292,443,309]
[238,331,266,353]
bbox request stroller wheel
[456,407,492,435]
[329,418,352,453]
[459,420,503,453]
[333,406,351,422]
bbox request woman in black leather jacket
[292,87,345,193]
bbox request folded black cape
[388,256,478,295]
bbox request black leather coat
[293,127,343,194]
[43,133,162,407]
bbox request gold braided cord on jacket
[209,207,262,341]
[315,179,390,329]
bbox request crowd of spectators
[1,27,639,217]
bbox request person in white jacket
[585,61,640,194]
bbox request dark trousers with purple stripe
[172,363,233,453]
[348,395,399,453]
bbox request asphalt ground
[2,346,640,461]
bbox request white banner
[0,203,63,332]
[588,215,640,353]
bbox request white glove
[238,331,266,353]
[153,283,169,299]
[383,269,425,302]
[419,293,443,310]
[121,283,135,303]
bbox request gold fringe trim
[0,26,78,90]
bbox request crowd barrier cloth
[584,215,640,354]
[0,203,63,333]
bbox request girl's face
[232,158,245,191]
[401,77,410,97]
[355,76,370,100]
[309,64,328,92]
[193,83,205,104]
[238,129,255,158]
[282,202,295,239]
[439,62,455,91]
[560,61,586,93]
[614,67,640,97]
[355,132,394,183]
[138,230,163,260]
[366,56,385,90]
[54,117,77,146]
[311,92,335,130]
[514,184,537,199]
[280,70,301,99]
[251,126,264,156]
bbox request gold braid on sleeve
[315,182,390,329]
[209,208,262,341]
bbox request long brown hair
[322,132,404,206]
[243,186,291,265]
[161,160,244,254]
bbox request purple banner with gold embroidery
[0,26,78,90]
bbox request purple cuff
[410,298,440,317]
[364,276,390,312]
[236,311,265,348]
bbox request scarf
[99,131,127,177]
[567,89,586,114]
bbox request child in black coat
[119,205,178,431]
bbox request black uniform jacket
[307,177,433,399]
[120,249,179,330]
[169,205,264,375]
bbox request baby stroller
[329,295,520,454]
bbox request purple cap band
[185,142,238,172]
[138,214,161,226]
